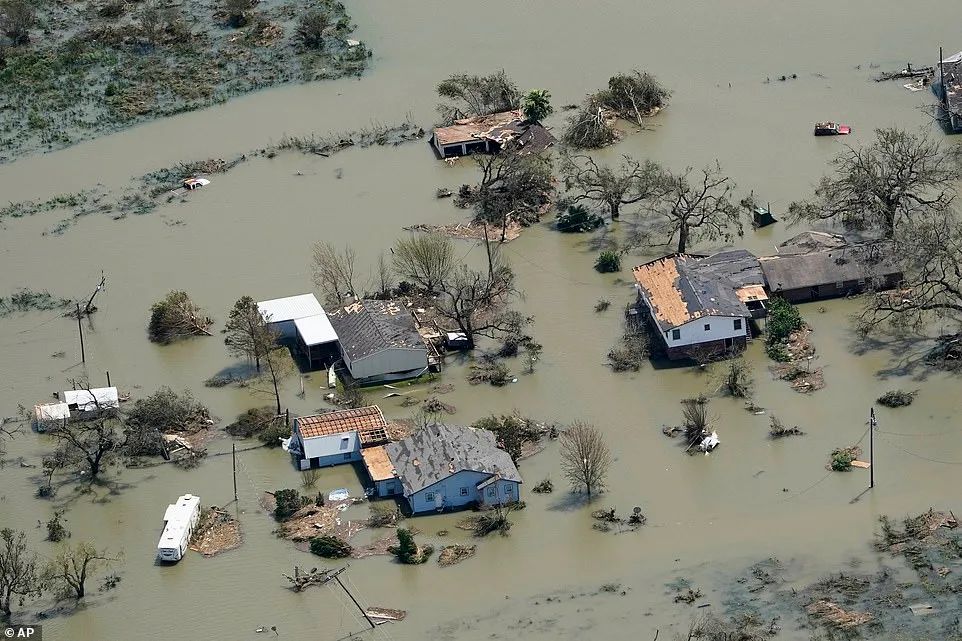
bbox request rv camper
[157,494,201,562]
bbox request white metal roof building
[62,387,120,413]
[256,294,340,371]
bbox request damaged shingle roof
[760,241,902,292]
[383,424,521,496]
[327,299,426,362]
[632,250,765,332]
[432,110,556,153]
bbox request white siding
[347,347,428,381]
[407,471,520,514]
[662,315,747,348]
[297,427,361,468]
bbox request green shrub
[766,297,803,344]
[831,449,854,471]
[273,488,301,521]
[556,204,603,233]
[595,250,621,273]
[310,535,352,558]
[390,528,433,564]
[765,342,790,362]
[258,419,290,447]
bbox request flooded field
[1,1,961,640]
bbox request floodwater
[1,1,962,639]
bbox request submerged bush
[556,204,604,233]
[595,250,621,273]
[310,535,352,558]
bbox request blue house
[362,423,522,514]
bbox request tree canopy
[436,70,520,124]
[521,89,553,122]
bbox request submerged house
[759,232,902,303]
[257,294,339,370]
[362,423,521,515]
[288,405,389,470]
[327,299,429,384]
[431,110,555,158]
[632,250,768,360]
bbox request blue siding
[405,470,521,515]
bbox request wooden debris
[438,544,477,567]
[365,607,407,622]
[806,600,873,629]
[189,507,242,557]
[282,566,336,592]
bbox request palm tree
[521,89,553,123]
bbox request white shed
[257,294,326,340]
[257,294,340,370]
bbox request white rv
[157,494,201,562]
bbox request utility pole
[75,303,85,364]
[333,570,376,630]
[232,443,238,502]
[869,407,877,489]
[106,370,111,387]
[481,220,494,280]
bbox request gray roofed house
[760,240,902,303]
[365,424,522,514]
[327,299,429,383]
[632,250,767,360]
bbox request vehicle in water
[157,494,201,562]
[813,122,851,136]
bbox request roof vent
[412,458,419,467]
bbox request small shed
[328,299,429,383]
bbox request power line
[877,435,962,466]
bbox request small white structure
[34,386,119,431]
[256,294,340,370]
[288,406,389,470]
[157,494,201,562]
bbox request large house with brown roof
[431,110,555,158]
[288,406,389,470]
[632,250,768,360]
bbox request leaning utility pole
[332,567,376,630]
[75,302,85,364]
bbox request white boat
[157,494,201,562]
[327,365,337,389]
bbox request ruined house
[632,250,768,360]
[936,50,962,133]
[431,110,555,158]
[287,405,389,470]
[759,232,903,303]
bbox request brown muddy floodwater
[2,1,962,640]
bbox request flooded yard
[1,1,961,640]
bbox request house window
[342,453,351,461]
[339,437,349,451]
[704,323,711,331]
[671,329,681,340]
[460,487,468,496]
[734,319,742,331]
[504,485,513,494]
[425,492,435,502]
[487,487,496,498]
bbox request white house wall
[298,429,361,469]
[661,315,748,348]
[407,470,520,514]
[348,348,428,381]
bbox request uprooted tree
[436,70,520,124]
[788,128,958,239]
[124,387,212,456]
[561,153,665,220]
[562,96,618,149]
[559,422,611,497]
[457,145,554,240]
[392,233,457,294]
[225,295,275,371]
[147,291,212,343]
[640,161,743,254]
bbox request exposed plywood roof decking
[633,251,767,332]
[362,446,396,482]
[296,406,388,445]
[433,110,524,147]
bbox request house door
[434,491,444,511]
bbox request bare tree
[434,247,527,350]
[147,291,212,343]
[372,252,395,299]
[460,147,554,240]
[312,242,358,305]
[561,153,664,220]
[559,422,611,497]
[788,128,957,238]
[436,70,520,124]
[0,0,35,45]
[0,417,21,456]
[856,216,962,335]
[392,233,456,294]
[48,418,122,480]
[254,346,294,415]
[295,8,329,49]
[681,397,711,448]
[643,162,742,254]
[138,1,164,47]
[0,528,43,621]
[225,296,274,371]
[46,541,120,600]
